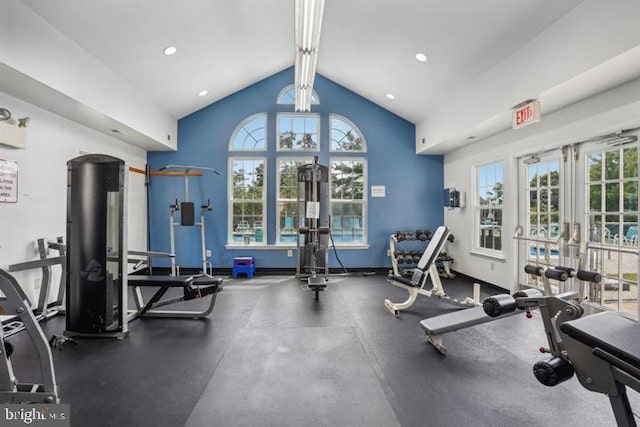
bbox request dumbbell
[412,252,421,264]
[416,229,428,241]
[395,231,406,241]
[447,233,455,242]
[395,252,409,264]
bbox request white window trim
[227,156,267,246]
[228,113,268,152]
[329,114,367,153]
[276,84,320,105]
[472,159,504,257]
[276,113,321,152]
[329,156,368,245]
[276,156,314,244]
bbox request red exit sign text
[512,100,541,129]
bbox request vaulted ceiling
[3,0,639,153]
[20,0,580,122]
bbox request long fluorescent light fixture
[294,0,325,112]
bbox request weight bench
[128,275,223,319]
[560,312,640,427]
[420,264,584,354]
[384,225,479,317]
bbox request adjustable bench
[128,275,223,319]
[384,225,479,317]
[560,312,640,427]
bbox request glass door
[518,131,639,318]
[578,139,638,317]
[517,150,570,292]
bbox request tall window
[586,145,638,246]
[277,158,313,244]
[277,114,319,151]
[475,161,503,252]
[330,159,366,244]
[228,158,266,244]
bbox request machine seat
[560,311,640,370]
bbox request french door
[517,131,639,318]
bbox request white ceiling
[20,0,582,124]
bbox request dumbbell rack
[388,231,455,278]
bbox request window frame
[276,156,314,245]
[276,84,320,105]
[329,114,367,153]
[473,159,504,257]
[329,156,368,246]
[276,113,321,152]
[228,113,268,151]
[227,156,267,246]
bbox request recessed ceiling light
[163,46,177,56]
[386,93,395,100]
[415,53,428,62]
[198,90,208,97]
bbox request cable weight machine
[296,156,330,300]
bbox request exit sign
[513,100,541,129]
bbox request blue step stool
[232,257,256,278]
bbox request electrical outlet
[205,249,212,257]
[287,249,293,257]
[490,262,495,271]
[387,249,392,256]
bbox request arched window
[330,115,366,152]
[229,113,267,151]
[277,85,320,105]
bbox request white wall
[0,0,177,151]
[444,78,640,292]
[0,92,147,304]
[417,0,640,153]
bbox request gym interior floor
[8,272,636,427]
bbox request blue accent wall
[147,68,443,269]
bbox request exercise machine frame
[4,237,66,338]
[0,269,59,404]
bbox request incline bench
[384,225,479,317]
[128,275,223,319]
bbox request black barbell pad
[544,268,569,281]
[533,357,574,387]
[483,293,517,317]
[524,265,544,277]
[576,270,602,283]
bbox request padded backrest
[180,202,195,226]
[416,226,449,270]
